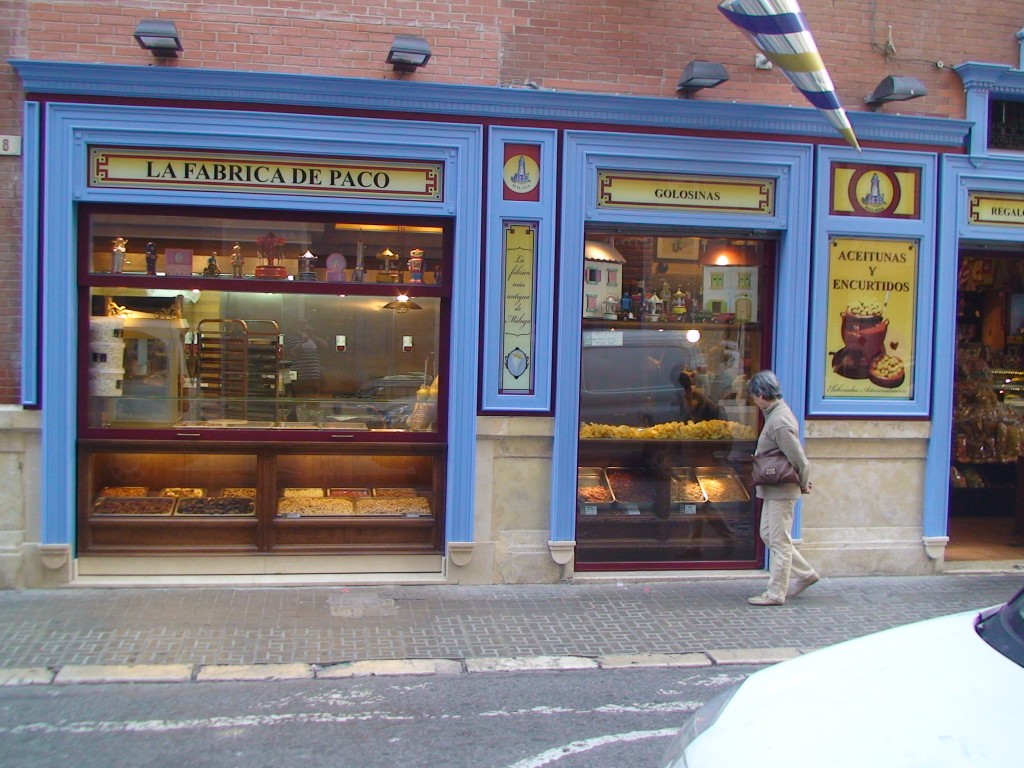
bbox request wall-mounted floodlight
[387,35,431,73]
[865,76,927,110]
[676,61,729,97]
[134,19,183,58]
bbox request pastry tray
[605,467,658,510]
[98,486,149,497]
[220,488,257,498]
[328,487,371,498]
[175,497,255,516]
[669,467,708,504]
[354,496,432,516]
[282,487,325,498]
[694,467,750,503]
[159,487,206,498]
[93,496,176,516]
[372,487,418,497]
[577,467,614,510]
[277,497,355,517]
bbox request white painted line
[500,728,680,768]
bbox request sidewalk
[0,572,1020,685]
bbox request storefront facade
[12,56,1021,589]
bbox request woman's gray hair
[748,369,783,400]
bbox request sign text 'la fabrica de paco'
[89,147,443,202]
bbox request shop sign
[89,147,443,201]
[968,192,1024,227]
[824,237,917,399]
[500,222,537,394]
[830,163,920,219]
[503,144,541,202]
[596,170,774,215]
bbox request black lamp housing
[387,34,432,73]
[134,19,183,58]
[865,76,927,109]
[676,60,730,96]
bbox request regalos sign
[89,147,443,202]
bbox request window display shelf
[84,272,449,297]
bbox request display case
[77,205,450,557]
[576,439,759,566]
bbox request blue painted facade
[19,57,1020,583]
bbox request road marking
[501,728,680,768]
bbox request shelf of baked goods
[577,464,752,519]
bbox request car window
[976,587,1024,667]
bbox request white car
[660,585,1024,768]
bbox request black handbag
[751,448,800,485]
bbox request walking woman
[746,370,819,606]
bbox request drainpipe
[1018,27,1024,69]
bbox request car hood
[687,608,1024,768]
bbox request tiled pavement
[0,572,1021,681]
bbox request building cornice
[11,59,970,149]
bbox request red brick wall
[0,1,25,405]
[3,0,1024,405]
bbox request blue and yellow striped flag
[718,0,860,151]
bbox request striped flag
[718,0,861,151]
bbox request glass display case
[77,205,450,556]
[576,233,772,568]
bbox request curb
[0,648,807,687]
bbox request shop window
[989,99,1024,152]
[576,232,773,569]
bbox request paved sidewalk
[0,572,1020,684]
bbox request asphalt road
[0,665,756,768]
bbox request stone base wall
[0,408,42,588]
[800,420,940,576]
[448,416,560,585]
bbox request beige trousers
[760,498,816,601]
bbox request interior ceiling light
[382,294,422,312]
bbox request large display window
[77,205,450,556]
[576,233,772,568]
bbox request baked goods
[697,471,749,502]
[220,488,257,498]
[98,486,148,497]
[355,496,431,516]
[579,419,756,441]
[329,488,370,497]
[176,498,255,516]
[578,485,613,503]
[277,497,354,516]
[282,487,325,498]
[372,488,417,497]
[670,474,706,503]
[160,487,205,498]
[93,497,175,516]
[606,469,657,504]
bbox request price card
[681,504,697,516]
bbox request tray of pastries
[175,497,255,516]
[329,487,371,498]
[669,468,708,504]
[354,496,432,516]
[577,467,614,509]
[695,467,750,503]
[282,487,325,498]
[605,467,658,509]
[159,487,206,498]
[93,496,176,516]
[220,487,257,498]
[98,486,149,497]
[277,496,355,516]
[372,487,418,497]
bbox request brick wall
[3,0,1024,405]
